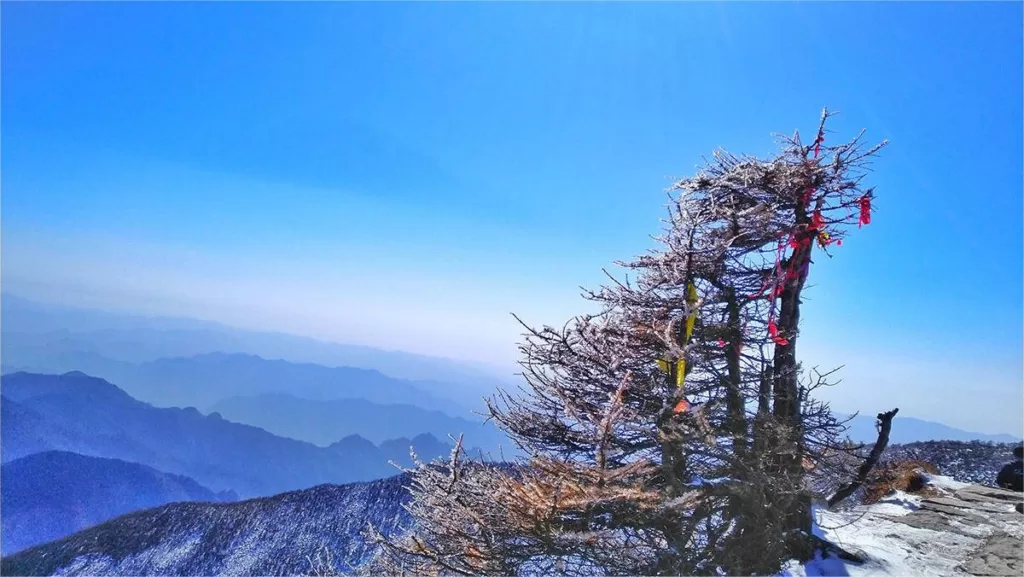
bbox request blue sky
[2,2,1022,435]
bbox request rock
[960,532,1023,576]
[956,486,1024,504]
[919,501,989,524]
[889,510,978,537]
[923,497,1015,515]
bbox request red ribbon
[757,125,826,344]
[811,208,824,231]
[859,196,872,227]
[768,321,789,346]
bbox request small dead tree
[827,408,900,508]
[368,109,886,576]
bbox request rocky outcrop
[886,483,1023,576]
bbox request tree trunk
[771,212,817,542]
[723,288,749,458]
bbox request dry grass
[862,459,940,504]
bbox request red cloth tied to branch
[768,320,789,346]
[811,208,824,231]
[859,195,872,227]
[756,126,826,344]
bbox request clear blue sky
[2,2,1021,435]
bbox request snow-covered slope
[1,451,236,556]
[6,463,1019,577]
[0,474,413,576]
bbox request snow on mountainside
[0,474,414,576]
[1,451,236,556]
[882,440,1019,486]
[4,464,1020,577]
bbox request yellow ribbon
[684,282,698,342]
[657,283,699,388]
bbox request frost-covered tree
[368,109,887,576]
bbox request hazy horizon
[3,289,1021,440]
[3,2,1022,436]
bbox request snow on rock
[783,476,1023,577]
[861,491,922,517]
[922,472,972,492]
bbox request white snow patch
[866,491,921,517]
[52,554,115,576]
[921,473,971,492]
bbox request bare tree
[368,109,887,576]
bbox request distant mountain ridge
[2,349,474,415]
[0,372,456,498]
[0,474,413,576]
[1,451,236,556]
[839,412,1022,444]
[6,296,1020,443]
[210,392,507,452]
[1,293,510,399]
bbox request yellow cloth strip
[684,282,698,341]
[656,283,700,388]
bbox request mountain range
[209,392,507,450]
[5,295,1019,445]
[2,349,474,416]
[1,293,509,400]
[0,372,456,498]
[4,440,1017,576]
[1,451,237,556]
[838,412,1022,445]
[0,350,510,453]
[1,294,1020,576]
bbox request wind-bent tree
[367,109,887,576]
